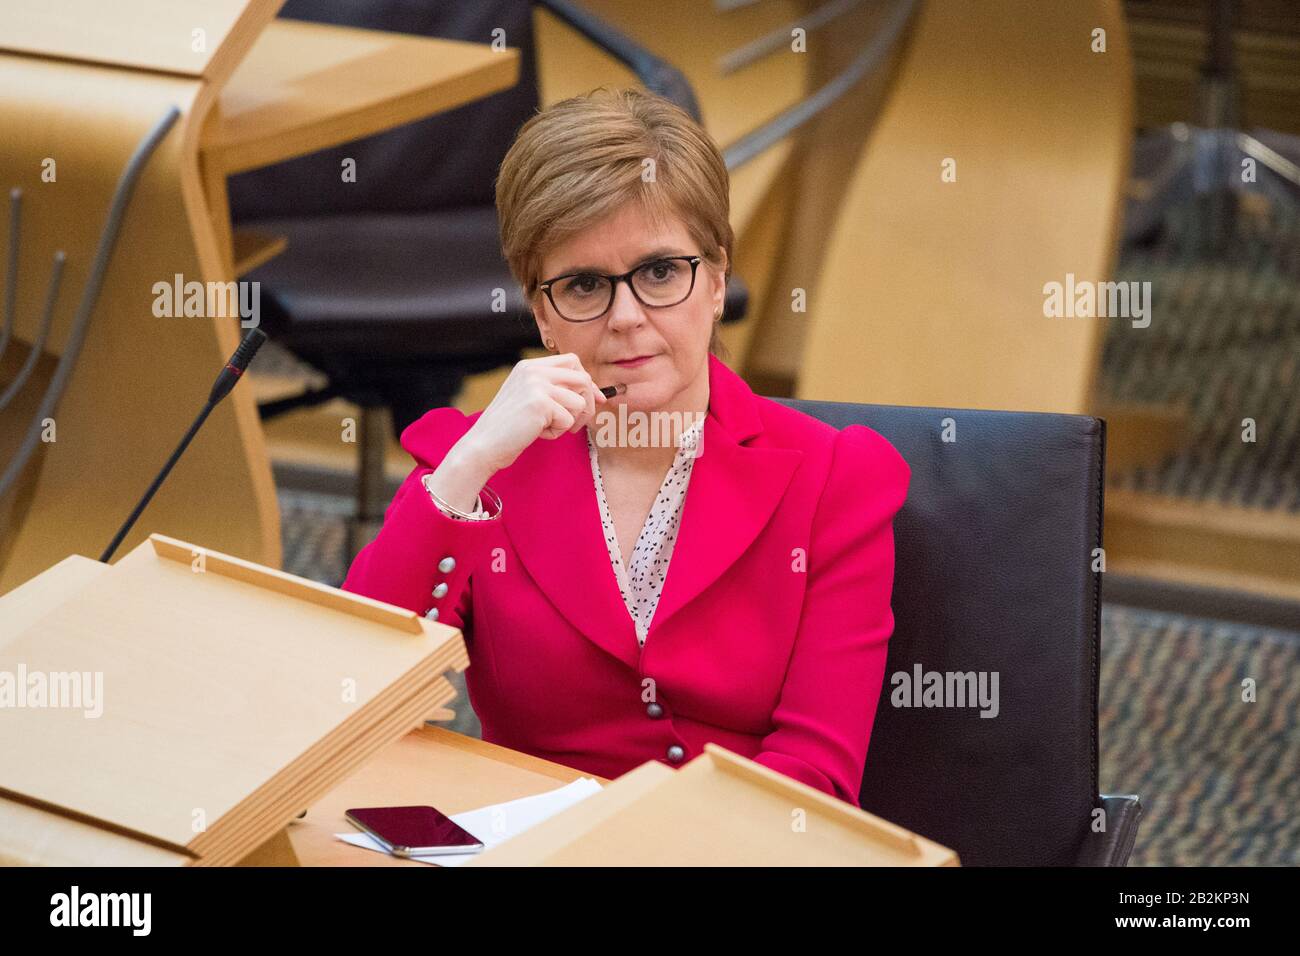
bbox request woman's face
[532,201,726,413]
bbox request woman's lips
[611,354,655,368]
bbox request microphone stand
[100,327,267,563]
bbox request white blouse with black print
[586,417,704,646]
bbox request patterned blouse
[586,418,704,646]
[432,418,705,647]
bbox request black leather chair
[229,0,748,553]
[773,397,1142,866]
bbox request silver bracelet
[422,473,503,520]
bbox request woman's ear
[712,249,729,315]
[532,299,553,350]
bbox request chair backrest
[227,0,540,220]
[772,397,1106,866]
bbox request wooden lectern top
[464,744,960,867]
[0,534,467,866]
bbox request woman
[342,87,910,805]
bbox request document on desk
[334,777,604,866]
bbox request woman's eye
[644,261,677,283]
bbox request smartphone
[345,805,484,857]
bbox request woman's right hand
[446,352,608,482]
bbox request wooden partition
[797,0,1134,414]
[0,0,285,593]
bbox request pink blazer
[342,353,910,804]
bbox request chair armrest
[1074,794,1143,866]
[534,0,703,122]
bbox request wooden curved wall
[0,1,283,593]
[798,0,1134,413]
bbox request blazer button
[666,745,685,763]
[432,582,449,599]
[646,702,664,719]
[423,607,439,621]
[438,556,456,574]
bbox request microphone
[100,327,268,563]
[208,327,266,404]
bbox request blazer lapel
[493,425,642,670]
[646,356,803,640]
[492,354,802,667]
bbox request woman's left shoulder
[754,397,911,503]
[759,395,909,478]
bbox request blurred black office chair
[774,397,1142,866]
[229,0,748,554]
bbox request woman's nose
[606,280,648,329]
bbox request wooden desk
[284,726,610,867]
[205,19,519,176]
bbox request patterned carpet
[1099,191,1300,508]
[1099,604,1299,866]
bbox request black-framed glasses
[538,255,702,323]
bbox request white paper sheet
[333,776,604,866]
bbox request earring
[545,338,555,350]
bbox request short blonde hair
[495,86,733,358]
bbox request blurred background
[2,0,1296,864]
